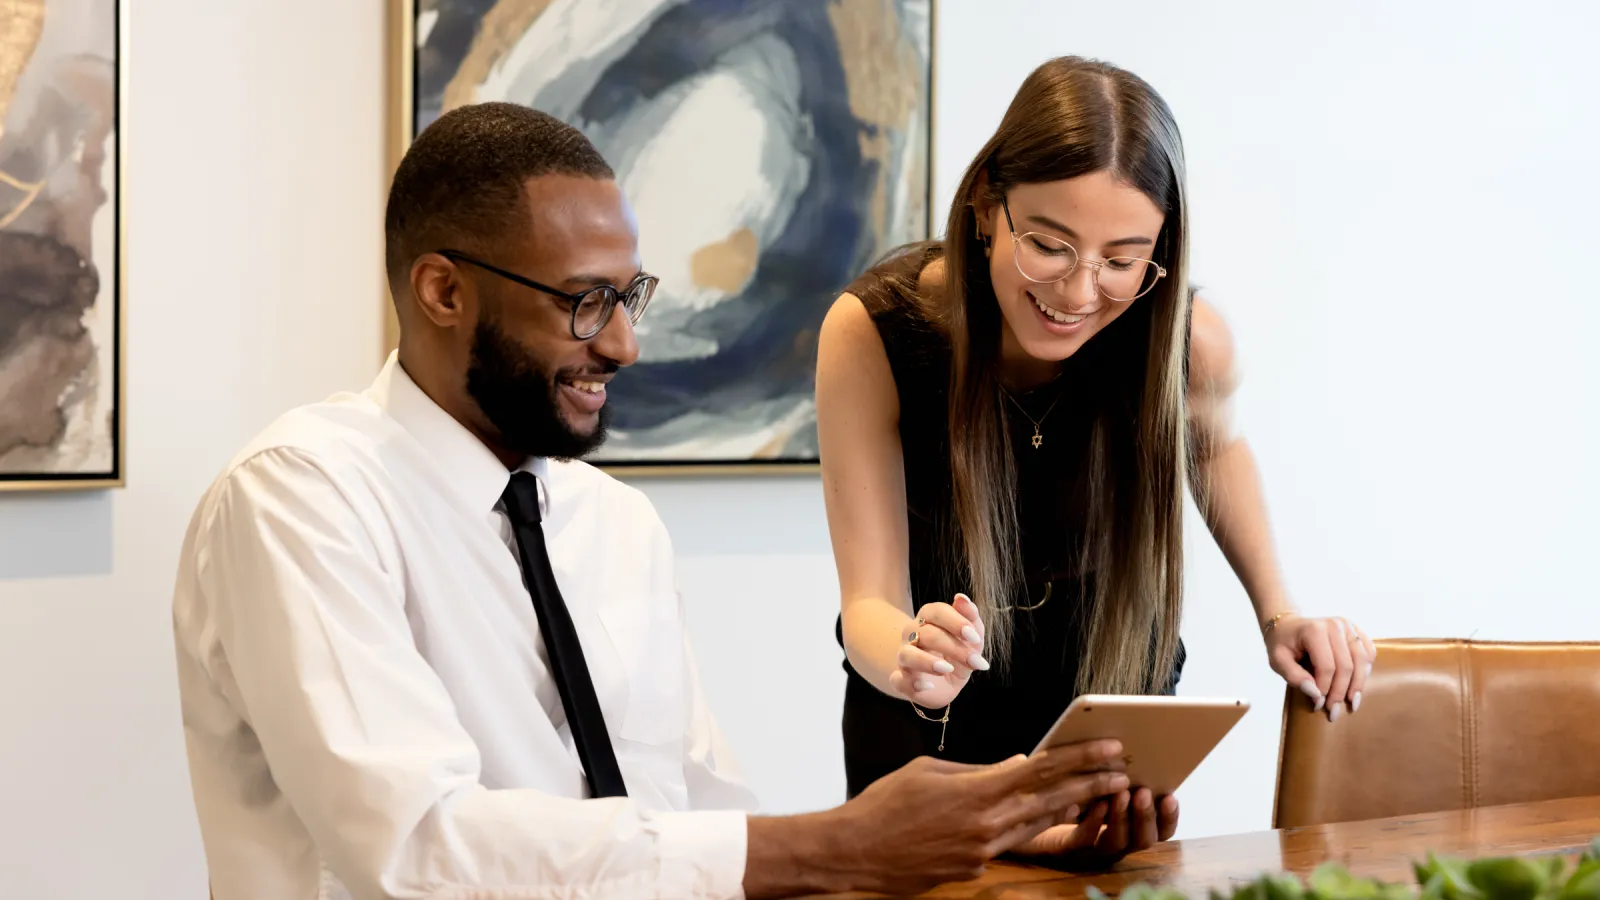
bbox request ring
[907,631,919,644]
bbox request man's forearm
[744,811,857,899]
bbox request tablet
[1031,694,1249,796]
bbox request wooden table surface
[806,795,1600,899]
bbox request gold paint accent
[0,169,44,229]
[0,0,47,220]
[826,0,922,240]
[0,0,47,128]
[688,227,759,294]
[441,0,557,113]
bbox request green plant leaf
[1263,873,1308,900]
[1559,859,1600,900]
[1427,856,1483,900]
[1466,856,1550,900]
[1376,884,1417,900]
[1308,861,1386,900]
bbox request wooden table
[809,795,1600,898]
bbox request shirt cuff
[648,809,749,899]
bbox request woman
[816,56,1375,861]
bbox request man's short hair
[384,102,614,287]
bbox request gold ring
[907,631,919,644]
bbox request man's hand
[744,741,1130,898]
[1011,788,1178,870]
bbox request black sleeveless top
[835,244,1186,797]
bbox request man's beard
[465,317,611,461]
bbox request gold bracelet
[1261,611,1297,638]
[909,700,950,752]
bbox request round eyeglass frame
[999,197,1167,302]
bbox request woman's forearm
[841,597,916,697]
[1196,437,1294,626]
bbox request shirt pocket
[596,593,687,747]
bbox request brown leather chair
[1273,638,1600,829]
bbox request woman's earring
[975,220,993,257]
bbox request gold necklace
[1001,385,1066,449]
[997,581,1052,613]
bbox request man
[172,102,1128,899]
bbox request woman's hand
[1011,788,1178,869]
[1265,614,1376,721]
[888,593,989,709]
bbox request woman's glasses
[1000,198,1166,302]
[438,249,658,340]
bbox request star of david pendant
[1031,429,1043,449]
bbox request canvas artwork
[0,0,122,489]
[408,0,933,468]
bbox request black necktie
[500,472,628,798]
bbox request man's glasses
[1000,197,1166,302]
[438,249,658,340]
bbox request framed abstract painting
[0,0,125,490]
[389,0,935,473]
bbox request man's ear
[410,252,468,329]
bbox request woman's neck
[997,322,1062,392]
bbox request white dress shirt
[173,354,758,900]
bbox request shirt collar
[367,351,550,517]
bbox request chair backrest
[1273,638,1600,829]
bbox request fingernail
[1065,804,1080,820]
[1366,662,1373,680]
[962,626,981,645]
[1328,703,1342,723]
[1300,679,1325,711]
[914,678,934,692]
[1138,792,1153,811]
[932,660,955,675]
[1351,692,1362,713]
[968,652,990,671]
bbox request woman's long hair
[931,56,1193,695]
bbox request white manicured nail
[1300,679,1324,710]
[969,652,990,671]
[914,678,935,692]
[962,626,981,645]
[1328,704,1342,723]
[932,660,955,675]
[1351,692,1362,713]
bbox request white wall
[0,2,386,897]
[4,2,1600,896]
